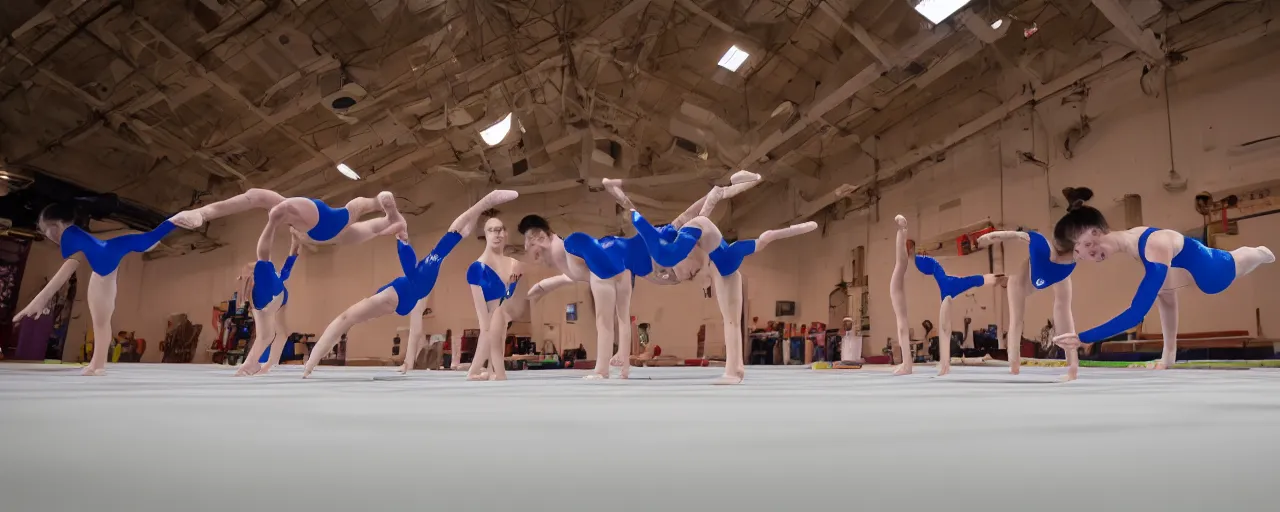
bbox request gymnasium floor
[1,363,1277,512]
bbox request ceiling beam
[817,1,900,68]
[1090,0,1165,63]
[732,24,956,174]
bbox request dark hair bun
[1062,187,1094,212]
[517,214,551,235]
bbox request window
[910,0,970,25]
[479,112,513,146]
[717,45,749,72]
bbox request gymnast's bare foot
[375,191,408,239]
[301,366,315,378]
[583,371,609,380]
[397,362,410,374]
[235,360,262,376]
[729,170,761,184]
[169,210,206,230]
[467,372,490,381]
[936,362,951,377]
[892,362,913,376]
[601,179,636,210]
[1145,360,1170,370]
[1009,364,1020,375]
[713,366,745,385]
[81,365,107,377]
[257,362,276,375]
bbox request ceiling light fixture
[910,0,972,25]
[480,112,513,146]
[717,45,750,72]
[336,163,360,180]
[991,19,1003,29]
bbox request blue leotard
[1027,231,1075,289]
[376,231,463,316]
[60,221,178,276]
[468,260,520,304]
[708,239,756,277]
[251,254,298,310]
[1078,227,1236,343]
[630,211,702,267]
[306,199,350,242]
[563,233,654,279]
[914,255,987,300]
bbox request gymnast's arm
[14,259,79,320]
[976,230,1031,248]
[528,274,576,301]
[280,237,301,281]
[1077,244,1173,343]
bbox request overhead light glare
[480,112,513,146]
[717,45,749,72]
[991,19,1003,29]
[336,163,360,180]
[911,0,970,25]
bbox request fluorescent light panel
[912,0,970,25]
[991,19,1003,29]
[336,163,360,180]
[717,45,749,72]
[480,112,513,146]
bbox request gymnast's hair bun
[1062,187,1094,212]
[517,214,551,235]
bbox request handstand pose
[1049,187,1274,376]
[14,203,181,375]
[235,236,300,376]
[301,190,518,378]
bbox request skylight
[480,112,513,146]
[911,0,970,25]
[717,46,749,72]
[336,163,360,180]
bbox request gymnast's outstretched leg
[935,274,1000,376]
[891,215,913,376]
[1232,246,1275,276]
[170,188,287,229]
[331,192,407,245]
[302,289,398,377]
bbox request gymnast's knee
[245,188,285,208]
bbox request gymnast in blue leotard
[15,202,185,376]
[238,241,302,376]
[301,190,519,378]
[913,254,990,300]
[974,227,1079,377]
[1049,186,1273,372]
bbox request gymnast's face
[522,228,551,263]
[1072,227,1107,262]
[484,218,507,250]
[37,218,68,243]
